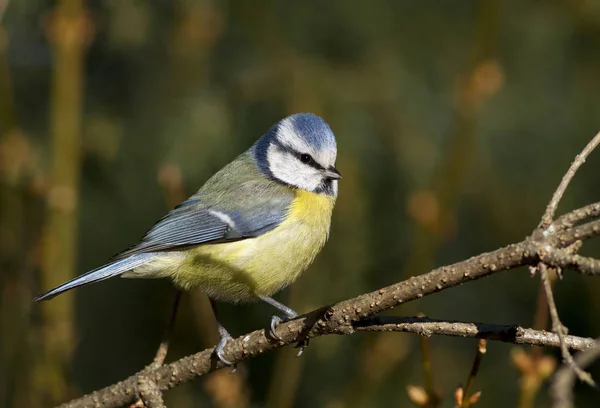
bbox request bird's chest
[241,190,335,277]
[183,190,335,300]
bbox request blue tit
[35,113,341,366]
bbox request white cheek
[295,169,323,192]
[267,146,322,191]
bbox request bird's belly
[174,190,334,302]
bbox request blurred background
[1,0,600,407]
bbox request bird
[34,112,341,366]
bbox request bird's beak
[323,166,342,180]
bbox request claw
[209,299,237,371]
[295,338,309,356]
[215,335,233,365]
[214,333,237,371]
[260,296,308,356]
[269,314,307,355]
[269,315,284,341]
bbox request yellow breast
[174,189,336,302]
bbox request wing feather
[112,157,295,261]
[112,208,230,260]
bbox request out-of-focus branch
[457,339,486,408]
[365,2,502,401]
[35,0,93,405]
[515,261,553,408]
[0,10,15,136]
[551,339,600,408]
[0,0,9,26]
[406,318,442,408]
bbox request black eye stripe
[272,140,325,170]
[298,152,324,170]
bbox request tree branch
[554,202,600,231]
[134,377,166,408]
[539,263,594,386]
[459,339,486,408]
[353,316,596,351]
[55,216,600,408]
[540,249,600,276]
[54,131,600,408]
[552,218,600,248]
[534,131,600,389]
[540,131,600,229]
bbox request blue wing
[111,203,230,259]
[112,179,294,260]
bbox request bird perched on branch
[35,113,341,366]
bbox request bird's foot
[260,296,307,356]
[269,312,308,356]
[214,330,237,372]
[209,299,237,372]
[268,311,298,341]
[269,314,285,341]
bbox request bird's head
[254,113,341,196]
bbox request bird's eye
[300,154,312,164]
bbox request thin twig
[534,131,600,392]
[353,317,596,351]
[420,335,435,396]
[540,130,600,228]
[407,332,441,408]
[552,218,600,249]
[515,271,551,408]
[554,202,600,230]
[538,264,595,386]
[460,339,486,408]
[551,339,600,408]
[539,249,600,276]
[151,290,182,368]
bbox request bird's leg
[150,289,182,369]
[209,299,236,368]
[259,296,308,356]
[259,295,298,336]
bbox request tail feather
[34,254,154,302]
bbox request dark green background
[1,1,600,407]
